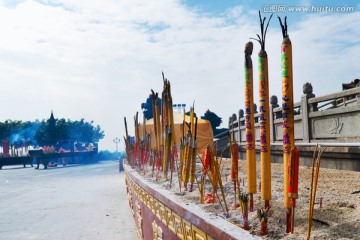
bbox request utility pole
[113,137,120,152]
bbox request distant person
[119,156,124,172]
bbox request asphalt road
[0,161,136,240]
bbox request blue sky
[0,0,358,151]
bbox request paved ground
[0,161,136,240]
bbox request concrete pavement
[0,161,136,240]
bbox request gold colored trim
[152,221,163,240]
[183,219,193,240]
[125,173,216,240]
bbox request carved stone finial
[303,82,313,95]
[270,95,278,105]
[342,79,360,90]
[239,109,244,118]
[232,113,237,122]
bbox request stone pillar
[239,109,244,143]
[270,95,279,142]
[254,103,258,123]
[301,83,315,143]
[356,80,360,105]
[228,116,233,139]
[231,113,237,143]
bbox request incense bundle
[189,117,198,192]
[139,141,145,169]
[150,91,159,176]
[124,117,134,166]
[179,113,186,187]
[210,148,218,202]
[257,208,268,236]
[213,153,229,216]
[307,146,325,240]
[163,125,172,179]
[288,147,300,199]
[201,146,211,173]
[154,102,162,175]
[240,193,250,230]
[288,147,300,233]
[156,151,162,173]
[159,74,176,180]
[278,16,294,232]
[166,80,176,143]
[230,143,239,183]
[145,134,151,168]
[161,81,168,178]
[134,112,141,166]
[200,146,211,203]
[140,114,147,169]
[169,143,177,188]
[182,131,192,188]
[179,138,185,184]
[190,106,195,137]
[161,76,171,179]
[244,41,257,212]
[228,133,239,211]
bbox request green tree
[31,119,105,147]
[0,117,105,147]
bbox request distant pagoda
[47,111,57,146]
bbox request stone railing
[226,83,360,171]
[229,83,360,145]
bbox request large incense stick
[278,16,295,233]
[244,41,257,212]
[251,11,273,215]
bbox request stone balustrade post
[229,116,234,142]
[270,95,279,143]
[238,109,244,144]
[301,83,316,143]
[232,113,237,143]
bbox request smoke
[8,124,41,147]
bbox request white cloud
[0,1,358,151]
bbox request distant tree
[141,95,162,120]
[56,118,70,141]
[0,120,12,142]
[0,116,105,148]
[34,120,48,146]
[0,120,40,147]
[34,118,104,147]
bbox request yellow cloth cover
[140,112,214,153]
